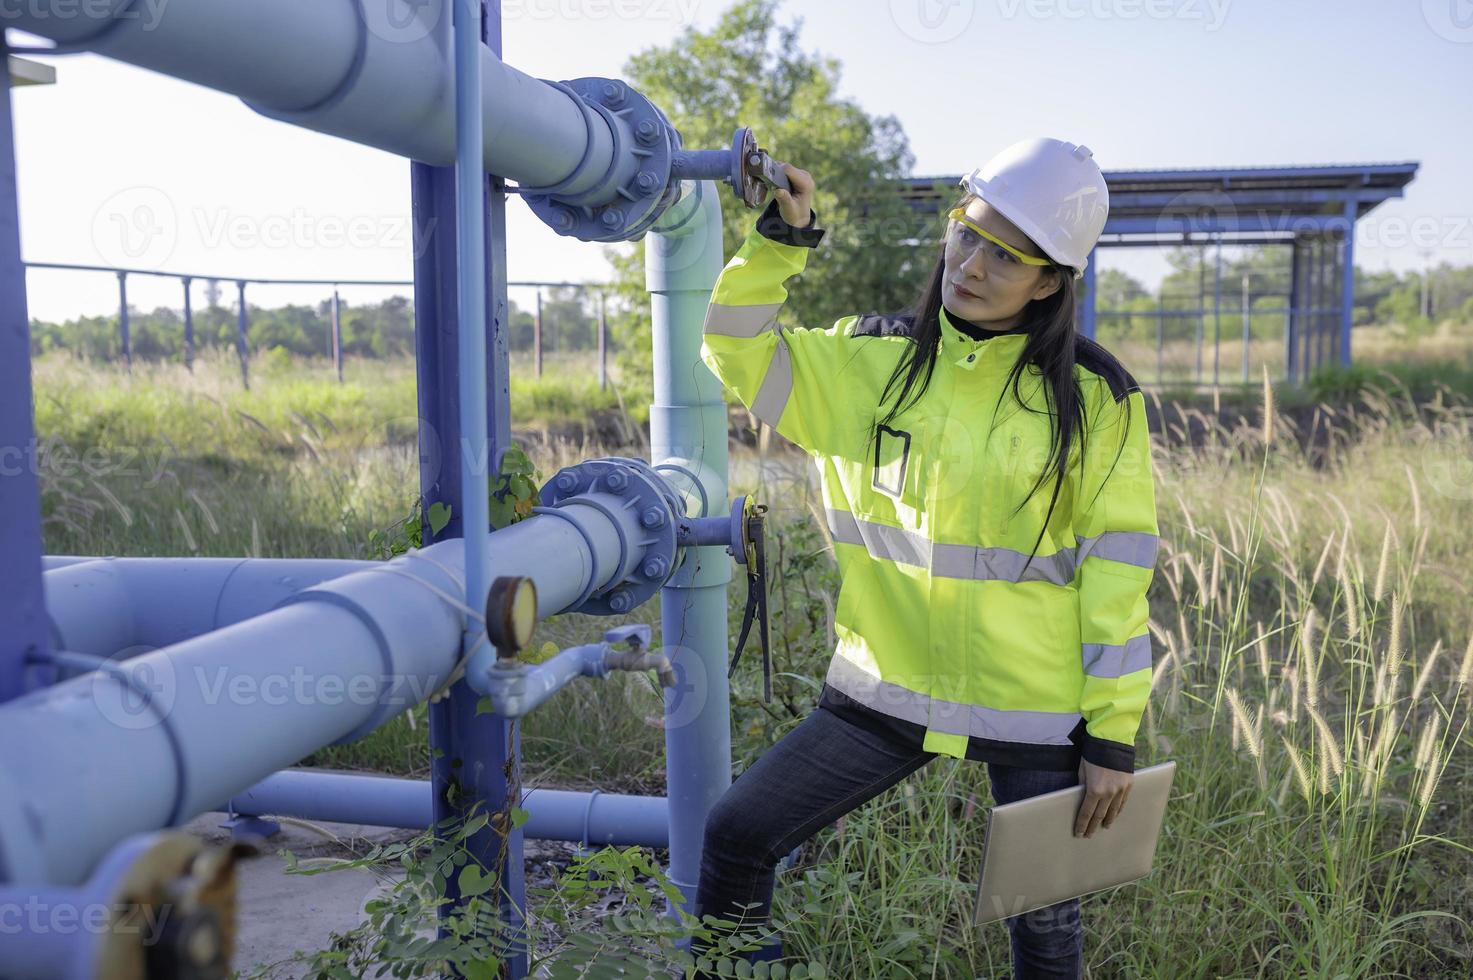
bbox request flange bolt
[641,507,666,528]
[600,80,627,108]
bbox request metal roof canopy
[901,162,1418,240]
[898,162,1419,383]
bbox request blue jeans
[691,700,1084,978]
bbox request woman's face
[941,199,1063,329]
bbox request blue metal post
[1079,249,1097,340]
[1211,234,1222,387]
[1285,238,1301,384]
[182,276,194,372]
[116,271,131,372]
[235,280,250,389]
[597,291,608,390]
[0,37,51,706]
[331,285,343,382]
[413,0,523,971]
[1339,199,1355,368]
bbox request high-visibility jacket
[700,201,1159,773]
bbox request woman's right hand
[773,163,816,227]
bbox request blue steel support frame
[0,37,52,706]
[412,0,525,972]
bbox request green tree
[603,0,921,387]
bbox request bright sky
[11,0,1472,323]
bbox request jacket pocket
[871,423,911,501]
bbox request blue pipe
[0,499,655,886]
[646,180,731,930]
[454,0,493,679]
[41,556,370,663]
[225,770,669,849]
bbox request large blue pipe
[646,180,731,922]
[4,0,635,207]
[0,498,646,886]
[40,557,370,662]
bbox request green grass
[31,344,1473,977]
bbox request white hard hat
[958,138,1110,278]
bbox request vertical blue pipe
[182,276,194,372]
[236,279,250,389]
[116,271,131,372]
[646,181,730,945]
[455,0,491,680]
[1339,200,1355,368]
[413,0,523,972]
[1079,250,1097,341]
[0,37,51,707]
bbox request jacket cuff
[754,197,826,248]
[1078,728,1136,773]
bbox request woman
[691,138,1158,979]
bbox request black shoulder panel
[851,312,916,339]
[1075,335,1140,402]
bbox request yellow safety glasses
[945,208,1052,277]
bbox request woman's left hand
[1074,759,1132,838]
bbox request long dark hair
[865,192,1132,574]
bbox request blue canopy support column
[1339,199,1356,367]
[1078,250,1097,341]
[0,37,51,707]
[1286,234,1303,384]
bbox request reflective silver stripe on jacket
[826,654,1082,745]
[749,335,793,428]
[704,301,783,338]
[1076,530,1158,570]
[1082,633,1152,678]
[824,509,1156,585]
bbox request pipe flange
[537,458,682,615]
[523,76,680,243]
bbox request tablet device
[974,760,1176,925]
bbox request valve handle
[730,126,791,210]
